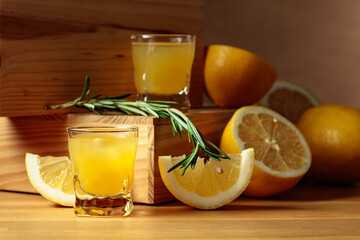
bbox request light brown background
[206,0,360,109]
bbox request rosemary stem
[45,76,229,174]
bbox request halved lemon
[204,44,277,107]
[158,149,254,210]
[260,80,320,123]
[220,106,311,197]
[25,153,74,206]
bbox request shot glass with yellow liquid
[67,126,138,217]
[131,34,196,112]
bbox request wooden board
[0,108,235,204]
[0,0,205,117]
[1,183,360,239]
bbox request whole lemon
[204,45,277,108]
[296,104,360,183]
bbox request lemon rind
[25,153,74,207]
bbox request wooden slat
[0,0,205,116]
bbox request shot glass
[67,126,138,217]
[131,34,196,112]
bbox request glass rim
[130,34,195,43]
[67,126,139,133]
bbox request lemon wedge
[25,153,74,206]
[158,149,254,209]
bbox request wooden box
[0,109,235,204]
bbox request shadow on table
[218,203,296,211]
[258,181,360,202]
[134,181,360,216]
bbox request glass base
[137,93,190,113]
[74,193,133,217]
[74,175,133,217]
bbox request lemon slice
[25,153,74,206]
[221,106,311,197]
[158,149,254,210]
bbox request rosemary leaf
[144,105,159,118]
[116,104,148,116]
[98,100,115,105]
[167,109,187,131]
[74,76,91,103]
[83,103,95,110]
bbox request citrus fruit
[158,149,255,209]
[260,80,320,123]
[296,104,360,183]
[220,106,311,197]
[25,153,74,206]
[204,44,277,108]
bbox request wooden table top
[1,183,360,240]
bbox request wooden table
[1,183,359,239]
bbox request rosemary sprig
[46,76,230,175]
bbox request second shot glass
[131,34,196,112]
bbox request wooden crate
[0,0,205,116]
[0,109,235,204]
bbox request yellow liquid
[132,42,195,95]
[68,134,138,196]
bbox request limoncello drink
[132,42,195,95]
[131,34,195,112]
[67,126,138,217]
